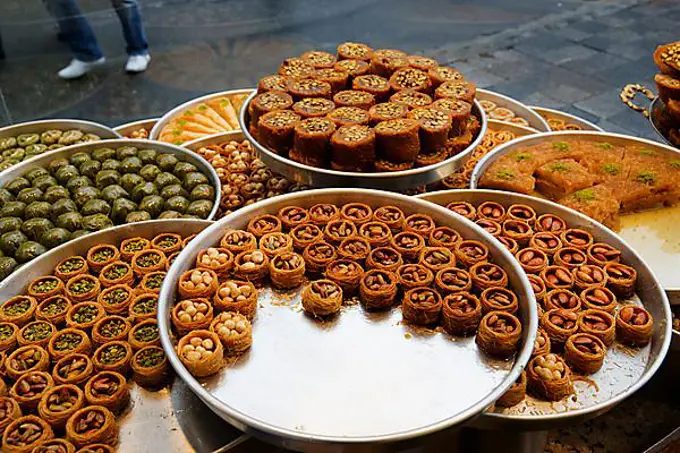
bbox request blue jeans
[45,0,149,62]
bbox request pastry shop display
[153,90,252,145]
[243,42,484,183]
[0,141,218,282]
[0,225,199,450]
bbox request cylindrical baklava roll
[543,289,581,312]
[408,55,438,71]
[402,287,442,326]
[427,65,464,88]
[535,214,567,234]
[84,371,129,414]
[578,310,617,345]
[541,309,578,347]
[27,276,64,302]
[250,91,294,126]
[220,231,257,257]
[470,263,509,292]
[454,240,489,268]
[359,270,398,310]
[374,159,414,172]
[375,118,420,163]
[515,248,549,275]
[286,78,331,101]
[337,42,373,61]
[533,328,551,357]
[290,117,336,167]
[616,306,653,346]
[270,252,306,289]
[177,330,224,378]
[214,280,257,319]
[292,97,336,119]
[434,80,477,103]
[0,296,38,327]
[257,74,288,93]
[301,280,343,317]
[529,232,562,257]
[334,59,370,81]
[430,98,472,136]
[415,148,448,167]
[337,237,371,263]
[540,265,574,290]
[441,292,482,336]
[389,67,432,93]
[303,241,337,275]
[480,287,518,314]
[65,406,117,448]
[564,333,606,374]
[368,102,408,126]
[86,245,120,275]
[407,107,452,154]
[332,90,376,110]
[315,68,349,94]
[586,243,622,267]
[2,415,54,453]
[131,346,169,387]
[54,256,89,282]
[10,371,53,412]
[390,89,433,109]
[604,263,637,299]
[301,50,336,69]
[496,371,527,408]
[369,50,408,78]
[330,125,375,172]
[580,287,617,313]
[257,110,301,155]
[397,264,434,292]
[325,259,364,295]
[171,298,213,336]
[476,311,522,358]
[52,353,94,387]
[526,353,573,401]
[445,201,476,221]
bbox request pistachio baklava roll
[178,269,219,299]
[128,319,160,351]
[2,415,54,453]
[278,206,310,230]
[259,233,294,259]
[375,118,420,163]
[526,353,573,401]
[323,220,357,246]
[441,292,482,336]
[301,280,343,317]
[480,287,518,315]
[0,296,38,327]
[39,384,86,428]
[171,298,213,335]
[428,226,461,250]
[334,59,370,79]
[220,230,258,255]
[84,371,129,414]
[0,322,18,352]
[289,117,335,167]
[66,302,105,331]
[129,293,159,323]
[431,98,471,135]
[131,249,167,276]
[407,107,452,154]
[330,125,376,172]
[359,269,398,310]
[604,263,637,299]
[16,321,55,349]
[150,233,183,255]
[396,264,433,292]
[337,42,373,61]
[543,289,581,312]
[332,90,376,110]
[359,222,393,248]
[292,97,336,119]
[52,353,94,386]
[529,232,562,257]
[325,259,364,295]
[515,248,549,275]
[0,397,21,438]
[86,245,120,274]
[476,311,522,358]
[564,333,606,374]
[54,256,89,282]
[309,203,341,225]
[373,206,405,233]
[339,202,372,225]
[97,285,134,315]
[404,214,435,239]
[390,232,425,262]
[98,261,134,288]
[445,201,476,221]
[92,341,132,375]
[257,74,288,93]
[366,247,403,273]
[5,345,50,381]
[586,243,622,267]
[10,371,54,412]
[269,252,306,289]
[290,224,323,252]
[27,276,64,302]
[402,287,442,326]
[580,287,617,314]
[177,330,224,378]
[257,110,301,155]
[616,306,653,346]
[250,90,294,126]
[138,271,167,294]
[418,247,456,274]
[435,80,476,103]
[210,312,253,355]
[533,329,551,357]
[427,65,464,88]
[91,316,131,346]
[131,346,169,387]
[214,280,258,319]
[433,268,470,295]
[303,241,338,275]
[119,237,150,262]
[65,406,117,448]
[496,371,527,408]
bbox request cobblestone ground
[0,0,678,452]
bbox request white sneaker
[125,54,151,73]
[57,57,106,80]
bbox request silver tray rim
[0,138,222,221]
[528,106,604,132]
[0,119,121,140]
[150,89,255,141]
[158,188,538,448]
[477,89,550,133]
[239,91,489,190]
[113,118,160,136]
[183,130,246,151]
[470,130,680,294]
[417,188,673,428]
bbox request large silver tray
[529,106,603,132]
[0,138,221,221]
[113,118,159,138]
[150,89,255,143]
[417,189,672,430]
[159,188,538,452]
[0,220,252,452]
[470,131,680,299]
[239,91,488,190]
[477,89,550,132]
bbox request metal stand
[461,428,548,453]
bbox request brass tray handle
[620,84,655,118]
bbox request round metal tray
[113,118,159,138]
[239,91,488,190]
[150,89,255,142]
[470,131,680,298]
[159,188,538,452]
[417,189,672,430]
[477,89,550,132]
[0,220,253,453]
[0,138,221,221]
[529,106,603,132]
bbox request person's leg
[46,0,104,61]
[110,0,149,56]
